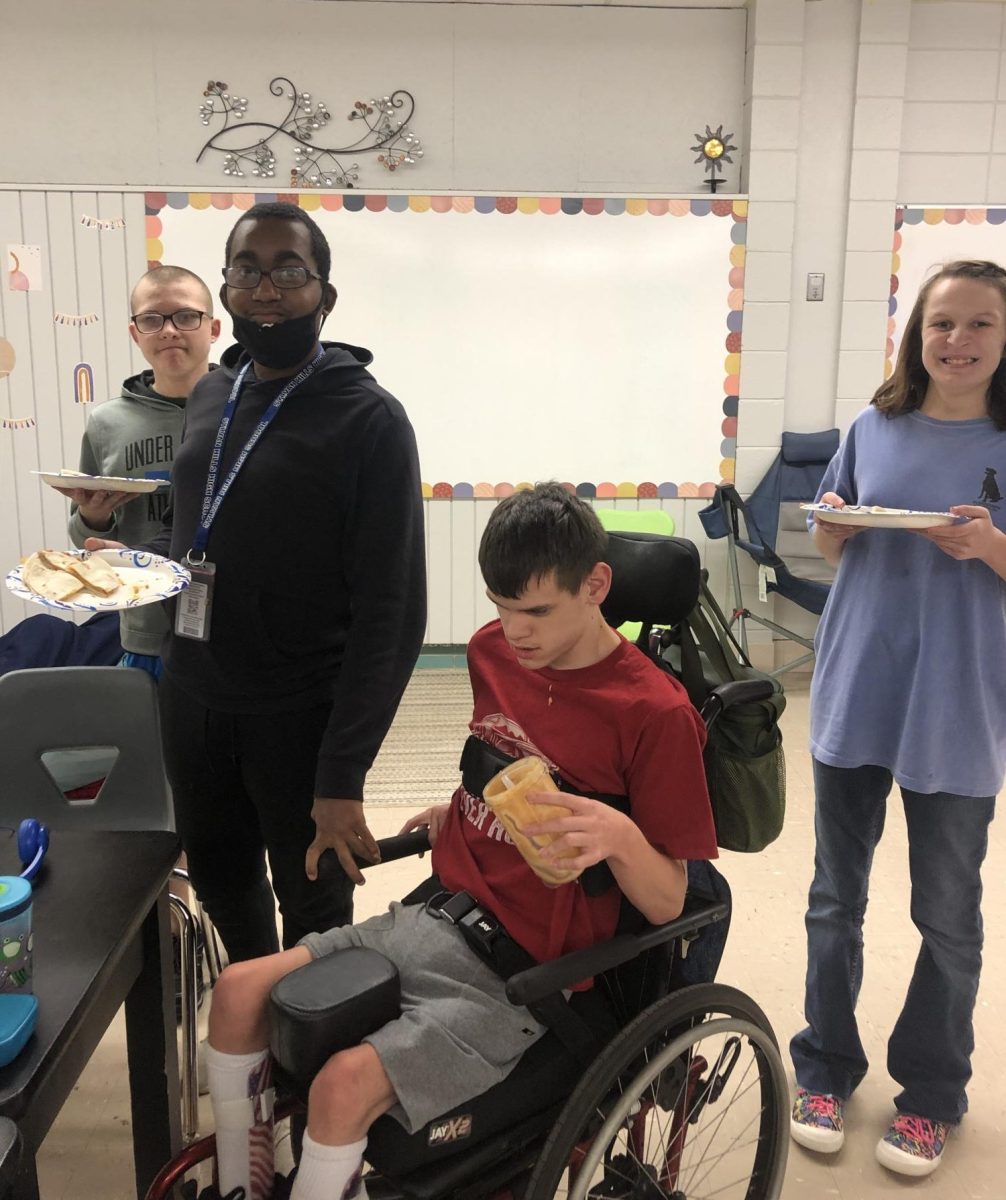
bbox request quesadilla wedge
[39,548,120,596]
[22,551,85,601]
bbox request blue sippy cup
[0,877,33,994]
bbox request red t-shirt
[432,621,717,969]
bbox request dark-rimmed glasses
[131,309,209,334]
[222,265,323,290]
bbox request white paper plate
[5,549,190,613]
[801,503,957,529]
[33,470,169,494]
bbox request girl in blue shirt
[789,261,1006,1178]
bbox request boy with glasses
[64,265,220,676]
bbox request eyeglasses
[222,265,323,290]
[132,309,209,334]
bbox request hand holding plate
[57,488,135,528]
[916,505,1002,562]
[812,492,869,542]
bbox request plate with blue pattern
[801,503,957,530]
[33,469,169,494]
[5,549,190,612]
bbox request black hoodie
[147,341,426,800]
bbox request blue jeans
[790,760,994,1123]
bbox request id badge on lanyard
[175,350,323,642]
[175,557,216,641]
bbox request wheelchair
[145,531,791,1200]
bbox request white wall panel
[421,496,725,650]
[19,191,66,554]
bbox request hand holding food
[483,756,584,886]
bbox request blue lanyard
[188,348,324,560]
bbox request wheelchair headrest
[601,531,700,629]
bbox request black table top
[0,828,180,1142]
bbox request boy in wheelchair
[203,483,718,1200]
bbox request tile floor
[35,678,1006,1198]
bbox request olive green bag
[669,579,787,853]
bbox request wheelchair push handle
[316,829,432,881]
[699,678,774,728]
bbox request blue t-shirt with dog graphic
[810,405,1006,797]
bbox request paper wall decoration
[53,312,99,326]
[7,245,42,292]
[73,362,94,405]
[2,337,34,428]
[79,215,126,231]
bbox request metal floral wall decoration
[197,77,424,188]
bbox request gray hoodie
[68,372,184,655]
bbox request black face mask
[227,297,326,371]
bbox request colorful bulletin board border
[145,192,747,495]
[887,205,1006,377]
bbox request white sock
[291,1131,367,1200]
[206,1045,275,1200]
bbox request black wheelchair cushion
[269,948,401,1085]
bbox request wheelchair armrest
[504,893,729,1007]
[317,830,432,881]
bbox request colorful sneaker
[789,1088,845,1152]
[875,1113,949,1177]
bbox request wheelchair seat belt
[414,883,601,1060]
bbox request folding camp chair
[698,429,840,676]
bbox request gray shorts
[300,902,547,1133]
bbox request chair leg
[169,895,200,1143]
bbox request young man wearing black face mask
[88,202,427,963]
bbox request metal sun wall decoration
[197,77,424,188]
[690,124,737,193]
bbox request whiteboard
[149,192,745,495]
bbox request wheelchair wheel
[522,983,788,1200]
